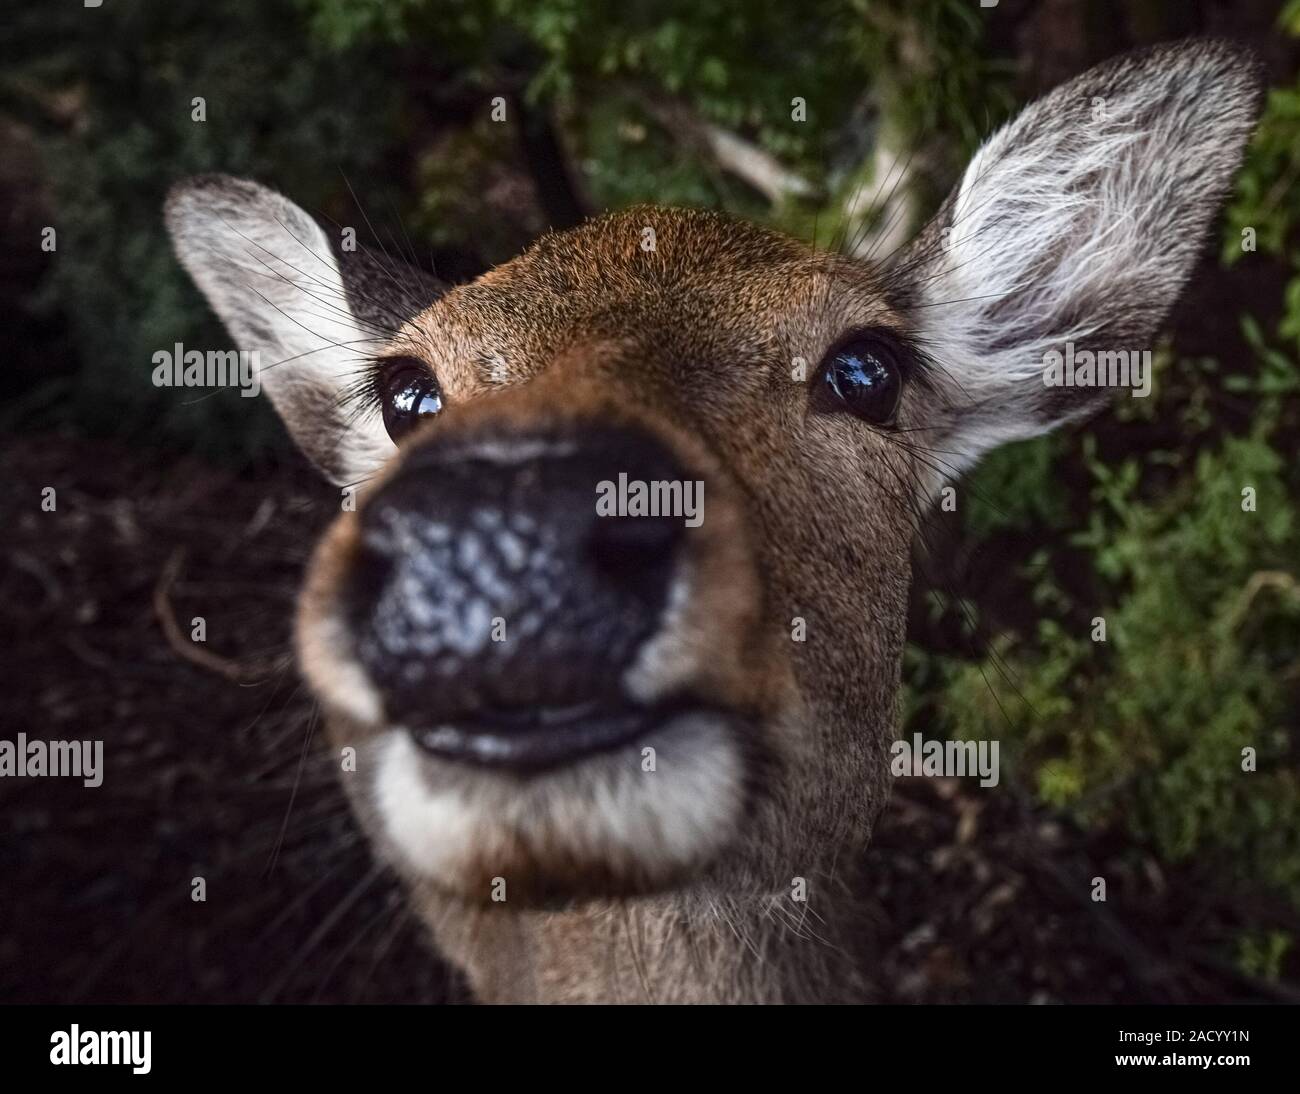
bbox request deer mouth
[369,701,754,901]
[405,697,705,772]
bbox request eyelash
[335,362,390,425]
[337,354,442,426]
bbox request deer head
[166,40,1261,1002]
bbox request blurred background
[2,0,1298,1003]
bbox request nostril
[349,534,398,612]
[590,511,682,562]
[588,513,683,600]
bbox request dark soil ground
[3,431,1294,1005]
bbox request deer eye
[819,336,903,425]
[376,357,443,441]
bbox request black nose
[348,426,692,764]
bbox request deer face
[167,41,1259,908]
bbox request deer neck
[424,875,871,1004]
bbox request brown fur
[301,208,911,1001]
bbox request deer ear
[889,39,1263,475]
[165,175,443,485]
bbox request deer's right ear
[887,39,1263,479]
[165,175,442,486]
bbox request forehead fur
[397,205,890,392]
[508,205,809,281]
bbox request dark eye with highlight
[818,334,904,425]
[376,356,443,441]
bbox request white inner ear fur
[899,40,1261,478]
[166,176,394,485]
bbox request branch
[640,91,821,206]
[153,548,278,684]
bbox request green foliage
[916,49,1300,928]
[933,362,1300,895]
[1237,929,1293,982]
[960,433,1069,540]
[299,0,1012,227]
[938,452,1300,905]
[1224,76,1300,266]
[6,0,404,461]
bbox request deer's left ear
[888,38,1264,475]
[166,175,445,486]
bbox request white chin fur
[373,712,745,894]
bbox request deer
[165,40,1262,1003]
